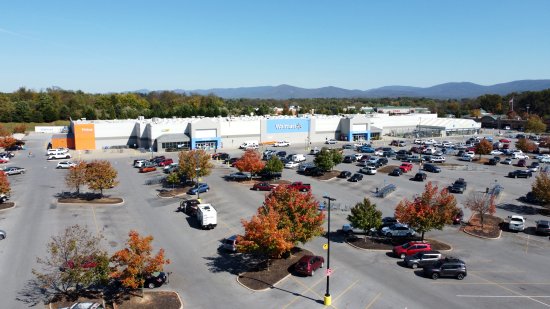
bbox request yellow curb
[0,202,16,211]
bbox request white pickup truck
[508,215,525,232]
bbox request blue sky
[1,0,549,93]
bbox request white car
[508,215,525,232]
[359,166,377,175]
[57,161,77,169]
[48,153,72,160]
[513,153,529,160]
[374,150,384,156]
[458,155,473,162]
[354,153,364,161]
[414,139,423,144]
[540,157,550,163]
[284,161,300,168]
[274,141,290,147]
[325,139,337,144]
[490,150,503,155]
[535,154,550,160]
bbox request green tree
[177,150,213,182]
[32,225,109,297]
[525,115,547,133]
[330,148,343,165]
[166,172,180,189]
[347,198,382,240]
[314,147,335,171]
[532,172,550,210]
[85,160,119,197]
[263,156,284,173]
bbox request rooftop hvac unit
[138,116,145,120]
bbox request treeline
[0,87,549,123]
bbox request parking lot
[1,132,549,308]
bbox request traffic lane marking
[331,279,359,303]
[364,292,382,309]
[282,274,333,309]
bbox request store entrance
[195,141,217,150]
[352,134,368,141]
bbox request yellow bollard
[324,295,331,306]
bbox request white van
[239,141,259,149]
[291,154,306,162]
[197,204,217,229]
[47,148,69,156]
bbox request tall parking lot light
[195,152,201,202]
[323,195,336,306]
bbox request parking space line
[364,292,382,309]
[91,205,100,235]
[525,234,530,254]
[470,273,550,307]
[331,279,359,303]
[282,275,334,309]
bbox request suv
[393,241,432,259]
[448,178,467,194]
[423,257,467,280]
[535,220,550,236]
[404,251,442,269]
[381,224,415,237]
[220,235,239,252]
[179,199,200,215]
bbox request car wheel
[411,263,418,269]
[457,273,465,280]
[206,188,209,192]
[255,188,259,191]
[386,232,392,237]
[400,253,406,259]
[432,273,439,280]
[320,262,324,268]
[148,282,156,289]
[311,270,314,276]
[0,235,4,240]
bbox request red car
[499,138,511,143]
[251,182,276,191]
[502,143,510,149]
[139,166,156,173]
[0,158,9,164]
[60,256,98,271]
[294,255,324,276]
[517,159,527,167]
[399,163,414,173]
[393,241,432,259]
[157,158,174,167]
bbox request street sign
[325,268,333,276]
[323,243,328,250]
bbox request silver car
[3,167,26,175]
[381,224,416,237]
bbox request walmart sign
[267,119,310,134]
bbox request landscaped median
[346,235,452,251]
[57,193,124,205]
[0,202,16,211]
[462,213,503,239]
[47,291,183,309]
[237,248,313,291]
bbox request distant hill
[139,79,550,99]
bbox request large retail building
[51,113,481,151]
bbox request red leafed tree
[464,192,496,228]
[110,230,170,292]
[264,185,325,245]
[0,171,10,196]
[235,149,265,174]
[0,136,17,149]
[237,205,294,268]
[394,182,458,240]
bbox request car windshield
[511,218,523,223]
[401,243,412,249]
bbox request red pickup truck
[399,162,414,173]
[288,182,311,192]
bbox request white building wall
[314,117,341,132]
[94,121,136,138]
[149,120,190,140]
[220,118,261,137]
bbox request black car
[448,178,467,194]
[276,151,287,158]
[338,171,352,178]
[258,171,282,180]
[343,155,356,163]
[305,167,324,177]
[536,220,550,235]
[423,163,441,173]
[382,151,395,158]
[521,191,543,205]
[413,172,427,182]
[492,156,501,163]
[395,153,409,161]
[380,217,398,230]
[179,199,200,215]
[377,157,389,166]
[342,144,354,149]
[508,170,533,178]
[487,158,498,165]
[423,257,467,280]
[348,173,363,182]
[389,168,403,176]
[144,271,167,288]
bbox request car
[423,163,441,173]
[188,183,210,195]
[376,157,389,166]
[499,138,511,143]
[413,172,427,182]
[404,155,422,163]
[399,163,414,173]
[150,156,166,164]
[501,158,513,165]
[360,146,375,153]
[429,156,446,163]
[348,173,363,182]
[57,161,77,169]
[48,153,72,160]
[139,166,156,173]
[284,161,300,169]
[381,224,415,237]
[487,158,498,165]
[393,241,433,259]
[359,166,377,175]
[458,155,473,162]
[508,215,526,232]
[325,139,337,145]
[220,235,239,252]
[343,155,357,163]
[0,158,9,164]
[490,150,503,155]
[212,152,230,160]
[275,151,287,158]
[294,255,324,276]
[527,162,540,172]
[342,144,354,149]
[338,171,352,178]
[157,158,174,167]
[423,257,467,280]
[133,159,149,168]
[535,220,550,236]
[380,217,399,230]
[274,140,291,147]
[389,168,403,176]
[297,162,315,173]
[163,163,179,174]
[227,172,252,181]
[540,156,550,163]
[513,153,530,160]
[251,182,276,191]
[452,209,464,225]
[374,149,384,156]
[395,153,409,161]
[448,178,467,194]
[60,302,104,309]
[144,271,167,288]
[0,194,8,203]
[0,229,5,240]
[516,159,527,167]
[2,166,26,175]
[508,170,532,178]
[178,199,200,215]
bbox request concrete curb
[157,192,186,199]
[235,272,292,292]
[56,198,125,206]
[346,238,453,252]
[0,202,16,211]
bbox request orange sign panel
[73,123,96,150]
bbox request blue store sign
[267,119,310,134]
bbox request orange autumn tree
[0,136,17,149]
[395,182,458,240]
[110,230,170,291]
[0,171,11,196]
[235,149,265,175]
[85,160,119,197]
[65,161,87,195]
[238,205,294,267]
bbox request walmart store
[50,114,480,151]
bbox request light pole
[195,152,201,202]
[323,195,336,306]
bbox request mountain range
[137,79,550,99]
